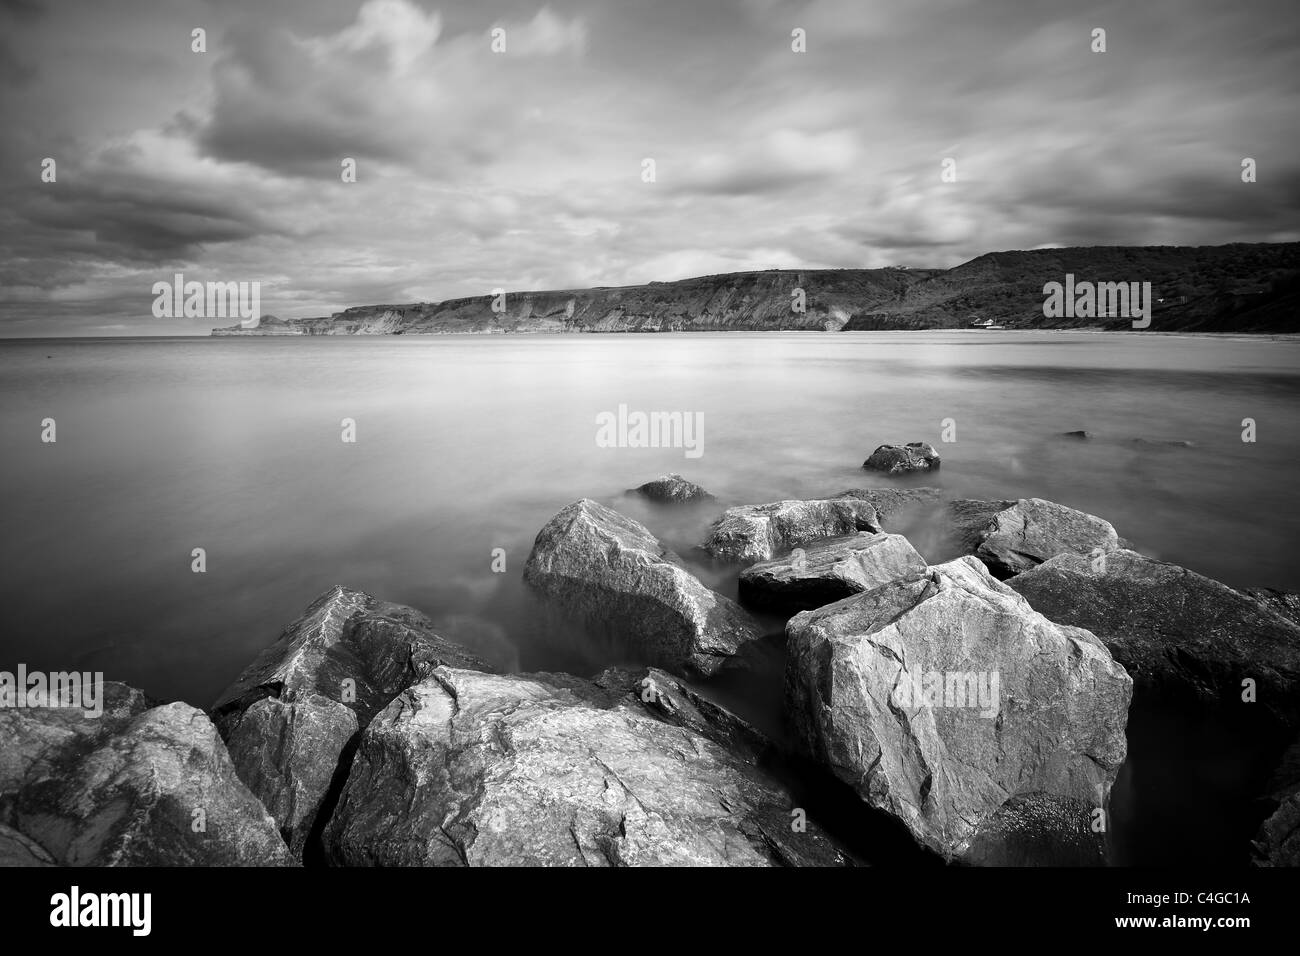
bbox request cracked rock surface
[323,666,849,867]
[211,585,494,857]
[2,686,293,867]
[785,555,1132,861]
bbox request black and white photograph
[1,0,1297,936]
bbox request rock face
[1009,550,1300,727]
[954,497,1120,578]
[1243,587,1300,629]
[703,497,883,563]
[0,823,55,866]
[629,474,714,502]
[524,499,760,676]
[211,586,493,856]
[1,688,293,866]
[862,442,941,474]
[785,556,1132,861]
[324,666,849,867]
[739,532,928,613]
[1253,737,1300,866]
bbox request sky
[0,0,1297,335]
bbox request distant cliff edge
[212,242,1300,336]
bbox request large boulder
[629,474,714,503]
[952,497,1120,578]
[212,586,493,856]
[702,497,883,563]
[4,694,293,866]
[862,442,940,474]
[739,532,928,613]
[323,667,850,867]
[1009,550,1300,727]
[524,499,761,676]
[785,556,1131,861]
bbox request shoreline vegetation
[4,443,1297,868]
[212,242,1300,337]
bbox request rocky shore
[4,449,1297,867]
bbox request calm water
[3,331,1298,864]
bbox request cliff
[212,241,1300,335]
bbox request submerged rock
[738,532,927,613]
[4,696,292,866]
[630,474,714,502]
[953,497,1120,578]
[785,556,1131,862]
[323,667,850,867]
[835,487,944,524]
[212,585,493,856]
[862,442,941,474]
[1010,550,1300,727]
[948,498,1016,553]
[524,499,761,676]
[703,497,883,563]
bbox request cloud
[1,0,1298,335]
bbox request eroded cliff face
[212,242,1300,335]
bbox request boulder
[212,585,493,856]
[323,667,850,867]
[954,497,1120,578]
[524,499,761,676]
[629,474,714,503]
[785,556,1131,861]
[738,532,928,613]
[1,681,154,819]
[6,699,293,866]
[862,442,940,474]
[1009,550,1300,727]
[703,497,883,563]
